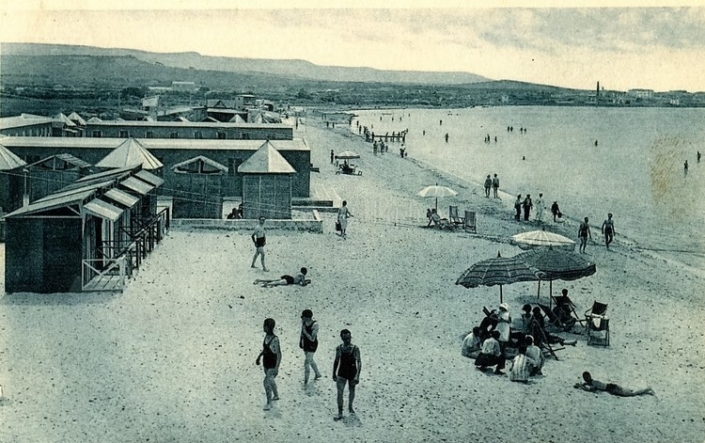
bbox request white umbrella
[511,229,576,251]
[335,151,360,160]
[418,184,457,211]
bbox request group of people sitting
[339,160,356,175]
[462,301,577,383]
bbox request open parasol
[418,184,458,211]
[335,151,360,160]
[456,251,546,303]
[511,229,576,251]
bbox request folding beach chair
[538,303,564,332]
[550,294,584,330]
[585,301,610,346]
[463,210,477,233]
[529,315,564,361]
[449,206,465,226]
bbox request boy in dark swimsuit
[255,268,310,288]
[333,329,362,421]
[575,371,655,397]
[300,309,322,383]
[578,217,592,253]
[255,318,281,410]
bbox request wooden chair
[529,313,564,360]
[463,210,477,233]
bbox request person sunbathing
[574,372,655,397]
[255,268,311,288]
[427,209,453,229]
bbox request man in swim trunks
[578,217,592,254]
[300,309,322,384]
[255,318,281,410]
[575,371,655,397]
[333,329,361,421]
[601,213,615,249]
[251,216,268,271]
[492,174,500,198]
[484,175,492,198]
[255,267,310,288]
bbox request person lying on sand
[574,371,655,397]
[255,268,311,288]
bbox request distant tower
[596,81,600,97]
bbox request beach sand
[0,119,704,442]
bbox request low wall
[170,210,323,233]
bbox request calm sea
[351,106,705,258]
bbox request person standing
[514,195,522,221]
[551,201,561,222]
[300,309,322,384]
[601,213,615,249]
[255,318,281,410]
[534,193,545,222]
[333,329,361,421]
[522,194,533,222]
[251,216,268,272]
[484,175,492,198]
[495,303,512,354]
[337,201,353,238]
[331,150,335,164]
[492,174,500,198]
[578,217,592,253]
[684,160,689,174]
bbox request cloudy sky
[2,2,705,92]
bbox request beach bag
[335,221,341,231]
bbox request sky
[1,1,705,92]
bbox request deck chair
[550,294,583,331]
[538,303,564,332]
[428,212,456,230]
[585,301,610,346]
[449,206,465,225]
[529,314,564,360]
[463,210,477,233]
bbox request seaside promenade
[0,119,703,442]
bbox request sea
[350,106,705,267]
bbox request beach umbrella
[335,151,360,160]
[515,247,596,300]
[418,184,458,211]
[511,229,576,251]
[456,252,546,303]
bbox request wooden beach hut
[238,140,296,219]
[26,153,92,203]
[0,143,27,214]
[170,155,227,219]
[4,166,164,293]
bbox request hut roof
[0,114,54,131]
[5,188,94,218]
[172,155,228,174]
[95,138,163,170]
[68,112,87,126]
[135,170,165,187]
[53,113,77,127]
[28,153,92,170]
[0,144,27,170]
[238,141,296,174]
[87,117,103,123]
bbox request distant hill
[1,42,490,85]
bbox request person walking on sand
[684,160,689,174]
[514,195,523,221]
[574,372,655,397]
[300,309,322,384]
[578,217,592,253]
[535,193,545,222]
[492,174,500,198]
[484,175,492,198]
[251,216,268,271]
[333,329,361,421]
[601,213,615,249]
[256,318,281,410]
[522,194,533,222]
[337,201,353,238]
[551,201,561,222]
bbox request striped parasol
[456,251,546,303]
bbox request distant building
[0,114,55,137]
[171,81,197,92]
[627,89,654,99]
[235,94,257,110]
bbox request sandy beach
[1,118,704,443]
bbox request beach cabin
[238,141,295,219]
[4,166,164,293]
[26,153,92,203]
[0,143,27,214]
[170,156,227,219]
